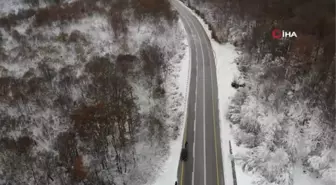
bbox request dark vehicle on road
[180,141,188,161]
[180,148,188,161]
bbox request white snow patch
[1,28,19,51]
[14,19,32,35]
[235,164,254,185]
[151,135,183,185]
[176,37,190,99]
[64,0,78,3]
[127,22,156,53]
[0,0,30,17]
[0,63,29,78]
[214,43,240,185]
[65,15,114,56]
[131,81,156,115]
[7,130,22,139]
[293,165,326,185]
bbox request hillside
[0,0,188,184]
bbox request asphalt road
[171,1,225,185]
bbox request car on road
[180,148,188,161]
[180,141,188,161]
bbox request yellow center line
[180,163,185,185]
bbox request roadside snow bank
[151,19,190,185]
[214,43,239,185]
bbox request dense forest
[181,0,335,184]
[0,0,186,184]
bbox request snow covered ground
[0,0,30,16]
[0,1,188,183]
[151,19,190,185]
[0,0,77,17]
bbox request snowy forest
[0,0,187,184]
[180,0,335,184]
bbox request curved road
[171,1,225,185]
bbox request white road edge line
[193,135,195,158]
[193,15,198,184]
[194,119,196,132]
